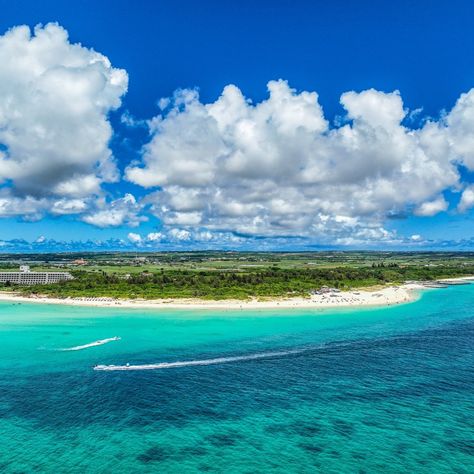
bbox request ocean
[0,285,473,473]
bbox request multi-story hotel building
[0,266,73,285]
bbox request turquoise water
[0,286,473,473]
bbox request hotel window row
[0,272,73,285]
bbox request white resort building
[0,266,73,285]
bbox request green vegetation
[1,251,473,300]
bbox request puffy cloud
[458,185,474,212]
[414,196,448,216]
[0,23,127,219]
[445,90,474,169]
[122,228,240,247]
[81,194,146,228]
[340,88,405,128]
[0,191,48,219]
[168,228,191,241]
[51,198,88,215]
[146,232,164,241]
[126,80,472,240]
[195,231,214,241]
[127,232,142,243]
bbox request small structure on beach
[310,286,341,295]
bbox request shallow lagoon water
[0,286,473,473]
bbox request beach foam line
[59,337,121,351]
[93,348,304,371]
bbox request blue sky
[1,0,474,251]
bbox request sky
[1,0,474,251]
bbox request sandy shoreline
[0,277,471,311]
[0,284,424,310]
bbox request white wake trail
[60,337,121,351]
[93,348,303,371]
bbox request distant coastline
[0,277,471,311]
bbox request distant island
[0,252,473,309]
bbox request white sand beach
[0,283,425,310]
[0,277,471,311]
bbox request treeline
[10,264,474,300]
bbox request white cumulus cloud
[146,232,164,241]
[126,80,474,240]
[0,23,127,219]
[458,185,474,212]
[127,232,142,243]
[168,228,191,241]
[414,196,448,216]
[81,194,146,228]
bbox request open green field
[2,250,474,272]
